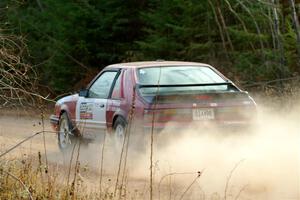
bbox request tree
[3,0,148,92]
[139,0,299,83]
[0,28,39,107]
[2,0,299,93]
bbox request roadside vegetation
[1,0,300,93]
[0,1,299,200]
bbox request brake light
[144,109,184,123]
[195,95,212,100]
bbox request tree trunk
[272,0,286,78]
[224,0,256,51]
[236,0,265,51]
[208,0,228,57]
[36,0,44,12]
[216,0,234,51]
[289,0,300,60]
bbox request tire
[58,112,77,151]
[112,117,147,153]
[112,117,127,149]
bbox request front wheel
[58,113,77,151]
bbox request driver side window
[89,71,117,98]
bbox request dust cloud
[1,100,298,199]
[69,100,299,199]
[124,102,300,199]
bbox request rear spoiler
[136,82,236,88]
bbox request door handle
[99,104,105,108]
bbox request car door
[76,70,119,134]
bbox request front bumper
[50,115,59,130]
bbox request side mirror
[79,88,89,97]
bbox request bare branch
[0,28,51,107]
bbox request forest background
[1,0,299,95]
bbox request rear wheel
[112,117,127,149]
[58,113,77,151]
[112,117,147,153]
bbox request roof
[105,61,211,69]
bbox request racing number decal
[80,102,93,119]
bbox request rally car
[50,61,256,149]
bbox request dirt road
[0,114,58,157]
[0,108,299,200]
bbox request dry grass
[0,84,299,200]
[0,153,130,200]
[0,155,204,200]
[1,155,64,199]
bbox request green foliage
[2,0,299,93]
[3,0,148,92]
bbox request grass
[0,154,79,199]
[0,140,205,200]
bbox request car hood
[56,94,79,105]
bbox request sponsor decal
[80,102,93,119]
